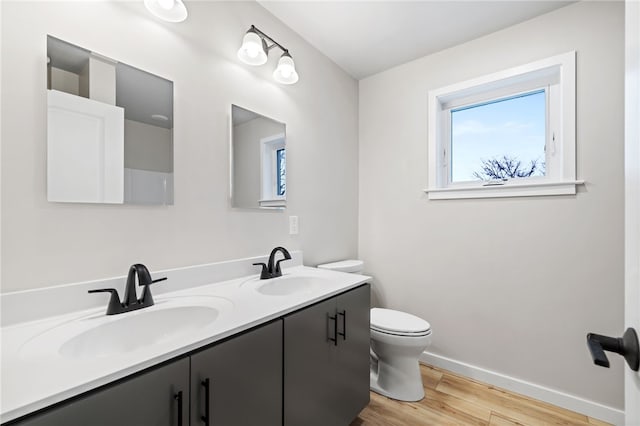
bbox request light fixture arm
[249,25,289,55]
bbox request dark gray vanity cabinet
[12,357,189,426]
[7,286,370,426]
[10,322,282,426]
[283,284,371,426]
[190,320,282,426]
[334,284,372,422]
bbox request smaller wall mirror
[47,36,174,205]
[231,105,286,209]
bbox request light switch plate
[289,216,299,235]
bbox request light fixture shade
[273,52,299,85]
[144,0,188,22]
[237,31,268,66]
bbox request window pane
[276,148,286,196]
[450,90,546,182]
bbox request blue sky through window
[450,90,546,182]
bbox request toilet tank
[317,259,364,274]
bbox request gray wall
[0,1,359,291]
[124,120,173,173]
[358,1,624,409]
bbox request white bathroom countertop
[0,262,370,423]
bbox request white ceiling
[259,1,573,79]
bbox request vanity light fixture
[237,25,299,85]
[144,0,188,23]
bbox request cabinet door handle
[174,391,183,426]
[328,313,338,346]
[201,378,211,425]
[338,310,346,340]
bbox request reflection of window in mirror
[231,104,286,210]
[277,148,286,196]
[260,134,286,207]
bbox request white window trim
[425,51,581,200]
[259,133,286,207]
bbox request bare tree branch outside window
[472,155,544,180]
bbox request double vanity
[28,34,368,426]
[1,251,371,425]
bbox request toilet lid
[370,308,431,334]
[317,260,364,273]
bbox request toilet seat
[371,326,432,337]
[370,308,431,336]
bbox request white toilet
[317,260,432,402]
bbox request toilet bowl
[369,308,431,401]
[317,260,432,402]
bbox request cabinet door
[190,320,282,426]
[335,284,371,423]
[13,357,189,426]
[284,296,340,426]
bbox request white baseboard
[420,351,624,425]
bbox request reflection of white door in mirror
[47,90,124,203]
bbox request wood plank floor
[350,364,611,426]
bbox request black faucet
[253,247,292,279]
[88,264,167,315]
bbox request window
[426,51,579,199]
[276,147,286,197]
[450,90,546,182]
[259,133,286,207]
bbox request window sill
[259,199,286,208]
[424,180,584,200]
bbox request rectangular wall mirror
[47,36,174,205]
[231,105,286,209]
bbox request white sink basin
[60,305,217,358]
[19,296,233,359]
[253,275,330,296]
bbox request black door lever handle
[586,328,639,371]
